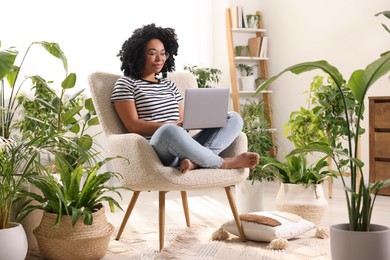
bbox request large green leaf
[257,60,345,93]
[0,47,18,80]
[34,41,68,74]
[348,51,390,104]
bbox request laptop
[182,88,230,130]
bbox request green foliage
[284,75,363,151]
[0,134,50,229]
[236,63,256,76]
[183,65,222,88]
[262,152,336,186]
[18,154,129,227]
[0,41,68,139]
[241,99,276,182]
[258,12,390,231]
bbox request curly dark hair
[118,23,179,79]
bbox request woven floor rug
[105,225,331,260]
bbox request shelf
[232,28,266,33]
[235,56,269,61]
[238,89,272,95]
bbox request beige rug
[105,225,331,260]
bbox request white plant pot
[0,222,28,260]
[235,179,264,213]
[11,183,43,255]
[275,183,328,225]
[330,223,390,260]
[240,76,256,91]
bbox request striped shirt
[111,76,183,139]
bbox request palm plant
[0,134,48,229]
[258,14,390,230]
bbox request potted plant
[183,65,222,88]
[235,99,276,213]
[246,14,261,29]
[0,40,71,256]
[236,63,257,91]
[262,152,335,225]
[234,45,251,57]
[17,148,128,260]
[257,10,390,260]
[0,135,48,260]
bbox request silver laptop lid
[182,88,230,130]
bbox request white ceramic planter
[330,223,390,260]
[0,222,28,260]
[275,183,328,224]
[240,75,256,91]
[235,179,264,213]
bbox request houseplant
[0,135,46,260]
[236,63,257,91]
[183,65,221,88]
[234,45,250,57]
[262,152,334,224]
[17,150,128,260]
[235,99,276,213]
[258,10,390,259]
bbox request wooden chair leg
[225,186,246,242]
[180,191,191,227]
[116,191,140,240]
[159,191,166,251]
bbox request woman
[111,23,259,173]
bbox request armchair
[88,71,249,250]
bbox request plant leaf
[35,41,68,74]
[0,47,18,80]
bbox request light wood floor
[106,178,390,237]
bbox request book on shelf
[230,6,239,28]
[247,37,261,57]
[230,5,247,28]
[259,36,268,58]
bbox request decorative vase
[34,206,114,260]
[275,183,328,225]
[0,222,28,260]
[330,223,390,260]
[235,179,264,213]
[240,75,256,91]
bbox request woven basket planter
[275,183,328,225]
[34,206,114,260]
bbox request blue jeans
[150,111,243,168]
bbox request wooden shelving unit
[226,8,276,156]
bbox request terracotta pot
[330,223,390,260]
[275,183,328,225]
[0,222,28,260]
[34,206,114,260]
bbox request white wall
[2,0,390,177]
[1,0,219,157]
[258,0,390,176]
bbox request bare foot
[220,152,260,169]
[179,159,199,173]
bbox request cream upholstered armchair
[88,71,249,250]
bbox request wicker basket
[34,206,114,260]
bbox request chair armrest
[219,132,248,158]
